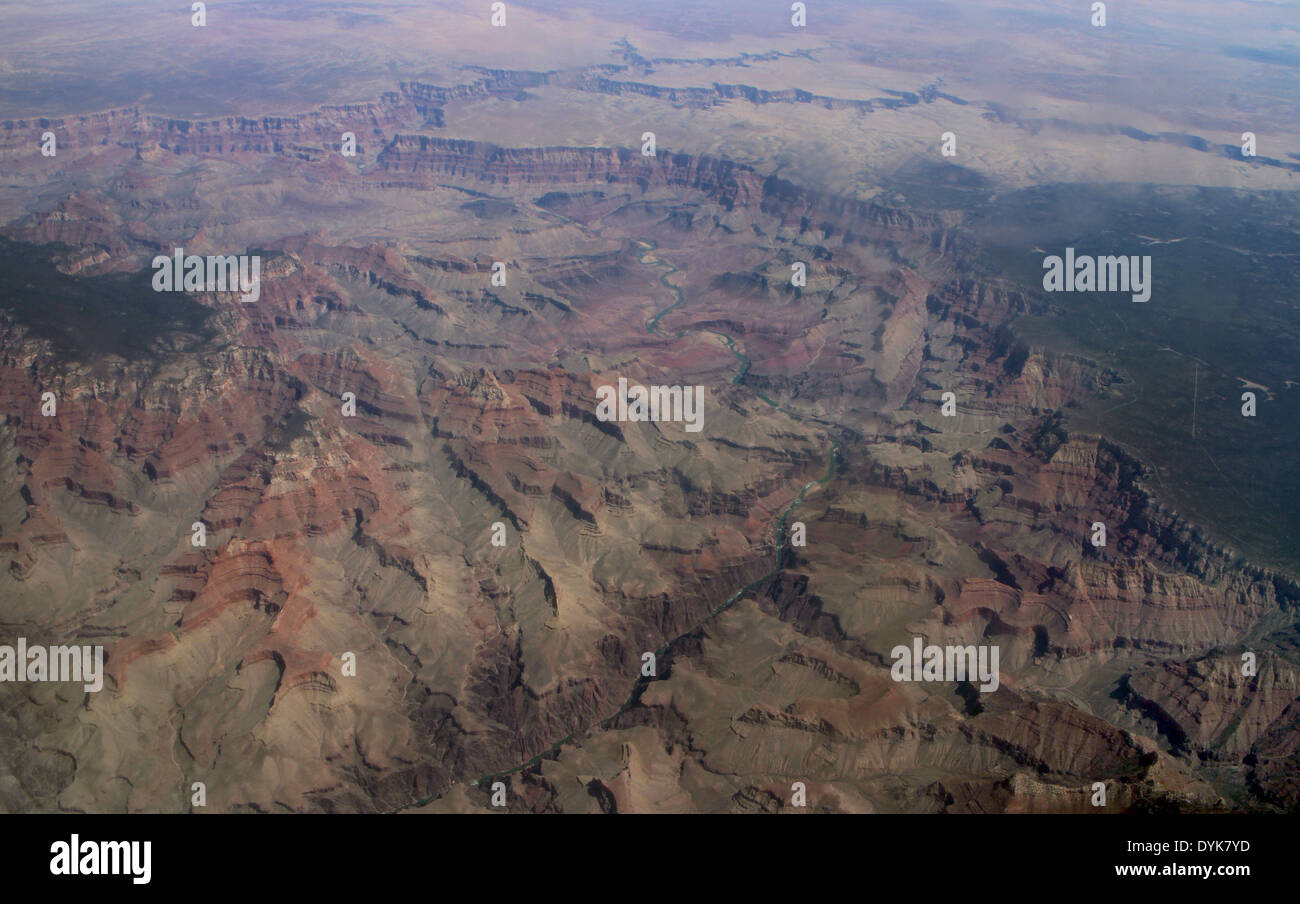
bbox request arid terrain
[0,0,1297,813]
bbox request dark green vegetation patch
[0,238,216,361]
[972,184,1300,573]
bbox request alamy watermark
[890,638,1000,692]
[595,377,705,433]
[0,638,104,692]
[1042,248,1151,303]
[151,247,261,303]
[50,835,150,885]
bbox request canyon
[0,0,1296,815]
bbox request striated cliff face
[0,96,417,158]
[376,137,767,210]
[1120,653,1300,758]
[399,67,967,116]
[0,84,1295,813]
